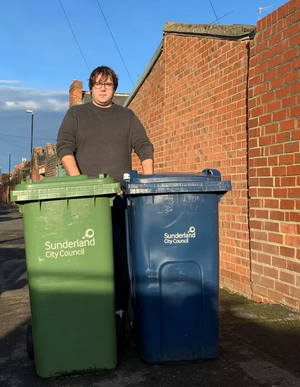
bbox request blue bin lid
[122,169,232,195]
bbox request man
[56,66,154,339]
[56,66,154,180]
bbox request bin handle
[202,168,221,177]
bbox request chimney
[46,143,54,155]
[33,147,44,154]
[69,79,83,107]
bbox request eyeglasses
[93,82,114,89]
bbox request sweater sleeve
[130,111,154,161]
[56,108,77,160]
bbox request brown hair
[88,66,119,91]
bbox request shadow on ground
[0,288,300,387]
[0,247,27,295]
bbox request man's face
[91,74,115,108]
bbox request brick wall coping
[163,22,256,41]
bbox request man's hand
[61,155,81,176]
[141,159,154,175]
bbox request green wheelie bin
[11,174,120,378]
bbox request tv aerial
[258,5,273,20]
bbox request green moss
[49,366,115,379]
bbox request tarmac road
[1,201,300,387]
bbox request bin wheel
[26,323,34,360]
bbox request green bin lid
[11,174,121,202]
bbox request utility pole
[7,152,11,202]
[26,110,34,177]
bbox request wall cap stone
[163,22,256,40]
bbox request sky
[0,0,288,174]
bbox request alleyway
[1,201,300,387]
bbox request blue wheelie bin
[122,169,231,364]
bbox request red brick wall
[248,0,300,309]
[0,179,9,202]
[45,143,58,177]
[31,148,45,182]
[129,35,251,296]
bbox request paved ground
[1,201,300,387]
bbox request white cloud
[0,85,69,112]
[5,101,40,110]
[47,98,69,111]
[0,80,24,84]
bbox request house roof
[82,91,129,106]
